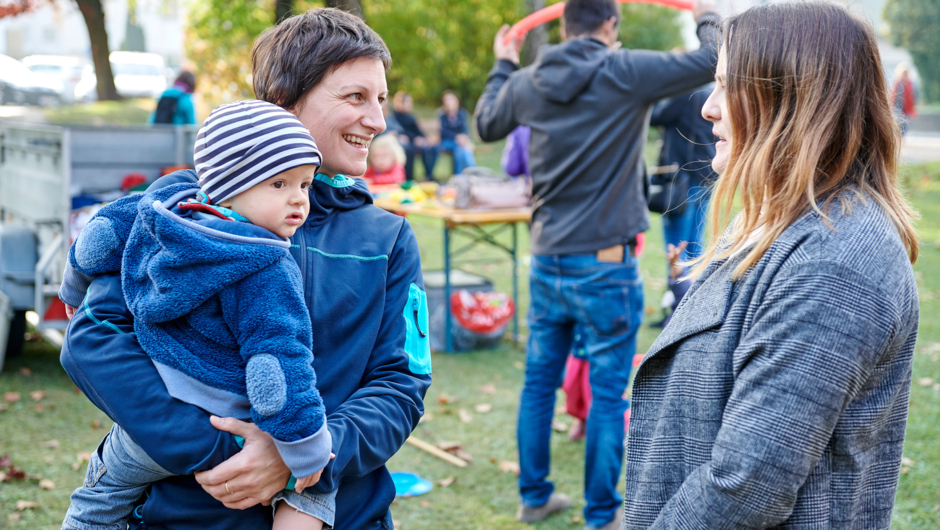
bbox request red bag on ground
[450,290,515,335]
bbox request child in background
[62,100,335,530]
[363,134,407,185]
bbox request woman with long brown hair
[621,2,919,528]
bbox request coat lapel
[644,259,735,361]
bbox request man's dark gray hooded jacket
[475,16,720,255]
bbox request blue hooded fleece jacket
[60,171,432,530]
[68,182,331,477]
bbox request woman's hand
[194,416,291,510]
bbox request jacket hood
[123,184,290,324]
[306,174,373,225]
[530,38,612,104]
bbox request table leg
[444,223,453,352]
[511,222,518,343]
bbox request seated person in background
[392,91,435,181]
[363,134,407,185]
[62,100,334,530]
[429,90,476,176]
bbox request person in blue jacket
[62,101,335,530]
[58,9,432,530]
[151,71,198,125]
[428,90,476,176]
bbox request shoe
[585,508,624,530]
[516,493,572,524]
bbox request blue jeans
[63,424,337,529]
[519,252,644,528]
[662,183,710,265]
[428,139,476,176]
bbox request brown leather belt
[596,242,637,263]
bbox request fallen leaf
[419,413,434,423]
[572,516,582,523]
[498,460,520,475]
[39,479,55,490]
[552,420,569,433]
[458,408,473,423]
[41,440,60,449]
[8,512,20,521]
[16,500,38,510]
[420,501,430,508]
[91,420,102,429]
[917,377,934,387]
[34,404,44,413]
[0,471,6,482]
[474,403,492,413]
[0,403,8,412]
[8,465,26,480]
[0,454,10,467]
[455,449,473,462]
[436,441,463,452]
[438,476,457,487]
[513,361,524,369]
[645,306,655,314]
[29,390,45,402]
[19,367,31,376]
[43,456,53,463]
[73,385,82,394]
[480,384,496,394]
[4,392,21,402]
[72,452,92,470]
[436,394,458,405]
[902,457,916,466]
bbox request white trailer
[0,121,197,371]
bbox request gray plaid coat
[623,195,919,529]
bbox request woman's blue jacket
[60,170,432,530]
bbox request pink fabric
[563,355,592,421]
[363,164,406,185]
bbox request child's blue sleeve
[224,258,331,478]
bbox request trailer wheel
[6,310,26,358]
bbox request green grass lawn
[2,164,939,528]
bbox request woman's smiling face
[702,45,731,174]
[292,57,388,177]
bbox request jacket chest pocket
[403,283,432,375]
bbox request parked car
[73,51,167,102]
[22,55,92,105]
[0,54,63,107]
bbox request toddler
[362,134,406,185]
[62,100,335,530]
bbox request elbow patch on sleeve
[74,218,120,271]
[246,354,287,417]
[403,283,432,375]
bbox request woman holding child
[622,2,919,528]
[59,8,430,530]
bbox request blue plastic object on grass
[391,472,433,497]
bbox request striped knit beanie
[194,100,321,204]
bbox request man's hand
[693,0,719,21]
[493,25,522,65]
[667,241,688,280]
[194,416,291,510]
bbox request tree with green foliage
[185,0,684,108]
[885,0,940,103]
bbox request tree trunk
[521,0,547,66]
[326,0,363,19]
[75,0,119,101]
[275,0,293,23]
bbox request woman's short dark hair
[563,0,620,38]
[251,8,391,110]
[175,71,196,93]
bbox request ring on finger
[225,482,233,495]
